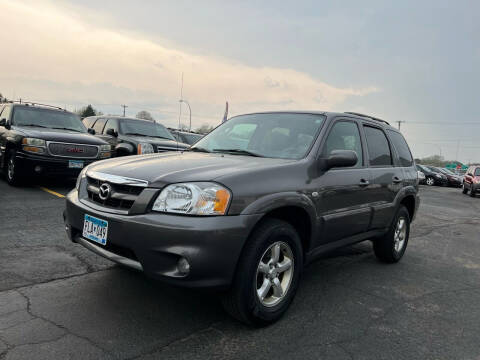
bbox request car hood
[120,135,189,149]
[86,151,294,188]
[13,126,107,145]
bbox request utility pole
[396,121,405,131]
[121,104,128,117]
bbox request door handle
[359,179,370,186]
[393,176,402,184]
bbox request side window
[387,130,413,167]
[323,121,363,168]
[92,118,107,134]
[1,106,11,121]
[103,119,119,135]
[83,117,97,129]
[364,126,392,166]
[475,168,480,176]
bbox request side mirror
[322,150,358,170]
[87,128,96,135]
[0,118,6,127]
[106,128,118,137]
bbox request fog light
[177,257,190,275]
[34,165,42,173]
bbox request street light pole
[179,99,191,131]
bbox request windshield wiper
[189,147,211,153]
[124,133,148,137]
[51,127,83,132]
[18,124,48,128]
[213,148,264,157]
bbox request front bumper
[64,190,262,288]
[16,152,100,177]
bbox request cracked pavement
[1,180,480,359]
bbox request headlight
[22,138,46,146]
[76,167,88,191]
[22,138,46,154]
[98,144,111,159]
[99,144,110,152]
[152,182,231,215]
[434,174,441,178]
[137,143,154,154]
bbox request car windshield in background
[12,107,86,133]
[120,119,175,140]
[181,133,203,145]
[192,113,325,159]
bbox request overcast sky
[1,0,479,162]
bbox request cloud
[0,0,378,126]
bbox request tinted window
[12,107,85,132]
[93,118,107,133]
[364,126,392,166]
[193,113,325,159]
[387,130,413,166]
[323,121,363,167]
[83,117,97,129]
[103,119,119,135]
[119,119,175,140]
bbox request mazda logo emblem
[98,183,111,200]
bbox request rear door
[363,125,403,229]
[315,118,373,244]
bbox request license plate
[69,160,84,169]
[83,214,108,245]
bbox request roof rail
[344,112,390,125]
[12,100,66,111]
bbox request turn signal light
[23,146,45,154]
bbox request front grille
[48,142,99,158]
[86,176,143,210]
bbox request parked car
[462,165,480,197]
[0,102,111,185]
[83,116,189,156]
[169,129,204,145]
[416,164,447,186]
[64,111,419,325]
[435,167,462,187]
[417,170,426,184]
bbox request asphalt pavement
[1,180,480,360]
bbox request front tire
[462,183,468,194]
[222,219,303,326]
[5,150,21,186]
[425,177,435,186]
[470,186,476,197]
[373,206,410,263]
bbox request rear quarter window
[387,130,413,167]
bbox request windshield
[181,133,202,145]
[120,119,175,140]
[440,168,456,176]
[192,113,325,159]
[12,107,86,133]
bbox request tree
[77,104,98,118]
[195,123,215,134]
[136,111,154,121]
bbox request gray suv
[64,111,419,326]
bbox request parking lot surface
[1,181,479,359]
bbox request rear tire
[373,206,410,263]
[222,218,303,326]
[470,186,476,197]
[5,150,22,186]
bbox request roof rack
[344,112,390,125]
[12,100,66,111]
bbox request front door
[313,119,373,245]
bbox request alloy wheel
[7,157,15,181]
[426,177,434,186]
[256,241,294,307]
[394,217,407,253]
